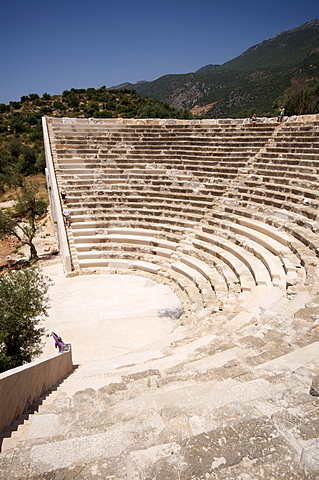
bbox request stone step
[2,333,318,476]
[204,219,299,283]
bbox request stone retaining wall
[42,117,72,274]
[53,114,319,126]
[0,348,73,433]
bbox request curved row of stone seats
[65,163,243,179]
[47,117,313,288]
[46,117,316,305]
[208,214,300,275]
[53,147,249,180]
[73,228,256,295]
[56,170,229,188]
[220,203,319,286]
[229,184,319,220]
[69,211,298,322]
[68,202,208,229]
[64,192,223,215]
[70,225,241,311]
[220,119,319,262]
[225,184,319,222]
[59,188,228,209]
[195,225,291,288]
[56,174,239,199]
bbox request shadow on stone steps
[0,364,79,452]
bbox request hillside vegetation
[116,20,319,118]
[0,88,193,195]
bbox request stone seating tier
[243,181,318,203]
[226,186,319,218]
[56,168,244,185]
[61,191,319,231]
[66,204,207,227]
[221,203,319,277]
[60,193,319,280]
[73,241,259,316]
[71,221,293,295]
[62,193,224,211]
[64,194,319,264]
[252,167,318,183]
[70,209,298,284]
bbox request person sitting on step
[277,106,285,123]
[251,113,257,127]
[51,332,65,353]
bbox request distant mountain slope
[114,20,319,117]
[221,19,319,70]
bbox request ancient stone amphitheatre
[1,115,319,479]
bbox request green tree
[0,103,10,112]
[26,113,39,125]
[274,77,319,115]
[9,101,21,110]
[0,267,51,372]
[10,115,25,133]
[9,138,22,158]
[0,182,47,260]
[66,92,79,108]
[306,80,319,113]
[53,100,66,111]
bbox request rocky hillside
[115,20,319,118]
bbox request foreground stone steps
[2,332,319,478]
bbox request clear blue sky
[0,0,317,104]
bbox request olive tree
[0,182,47,260]
[0,267,51,372]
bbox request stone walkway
[39,261,183,394]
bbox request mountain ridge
[113,20,319,117]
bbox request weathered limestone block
[301,440,319,472]
[127,442,182,480]
[310,375,319,397]
[126,417,302,480]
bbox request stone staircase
[1,117,319,478]
[1,296,319,478]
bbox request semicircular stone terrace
[8,115,317,478]
[44,116,319,328]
